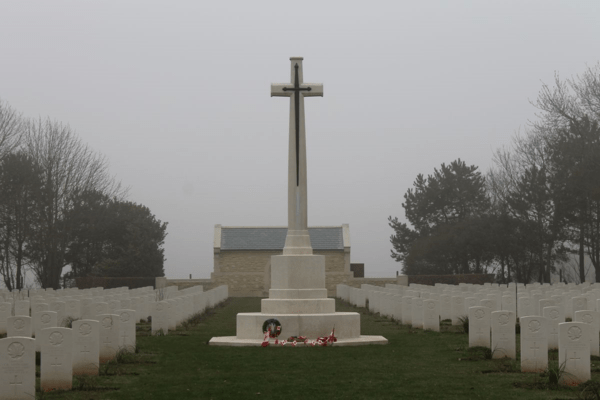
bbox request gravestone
[574,310,600,357]
[65,299,81,320]
[572,296,587,317]
[92,302,109,320]
[439,294,451,321]
[468,306,490,348]
[116,309,136,352]
[0,302,11,334]
[501,295,516,314]
[411,298,424,329]
[97,314,121,363]
[40,327,73,391]
[451,296,465,326]
[49,301,66,327]
[401,296,413,325]
[7,316,32,338]
[14,300,29,317]
[480,298,498,312]
[72,320,100,376]
[543,306,561,350]
[0,337,36,399]
[33,311,58,350]
[422,300,440,332]
[559,322,591,385]
[491,311,515,359]
[518,297,533,317]
[81,298,94,319]
[520,316,548,372]
[151,301,169,335]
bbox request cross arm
[302,83,323,97]
[271,84,292,97]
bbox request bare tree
[0,99,24,159]
[24,117,124,288]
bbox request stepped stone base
[209,335,388,347]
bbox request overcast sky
[1,1,599,279]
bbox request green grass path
[43,298,584,400]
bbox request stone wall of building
[210,249,353,296]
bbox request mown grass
[38,298,594,400]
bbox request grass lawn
[38,297,597,400]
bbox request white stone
[40,327,72,391]
[520,316,548,373]
[97,314,121,363]
[411,298,424,329]
[574,310,600,357]
[572,296,587,317]
[518,297,533,317]
[65,299,81,320]
[501,295,516,314]
[0,302,11,335]
[559,322,591,385]
[543,306,561,350]
[0,337,36,399]
[14,301,29,317]
[72,320,100,376]
[491,311,515,359]
[49,301,66,327]
[451,296,465,326]
[115,309,136,352]
[151,301,169,335]
[422,300,439,332]
[7,316,32,338]
[439,294,452,321]
[469,306,490,348]
[401,296,413,325]
[92,302,109,319]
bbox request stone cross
[271,57,323,256]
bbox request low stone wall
[76,276,156,289]
[155,277,213,291]
[407,274,495,286]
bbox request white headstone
[401,297,413,325]
[422,300,440,332]
[439,294,451,321]
[0,337,36,399]
[491,311,515,359]
[469,306,490,348]
[411,298,424,329]
[65,299,81,320]
[574,310,600,357]
[115,309,136,352]
[451,296,465,326]
[0,302,11,334]
[14,300,29,317]
[151,301,169,335]
[559,322,591,385]
[49,301,66,327]
[7,316,32,338]
[520,316,548,372]
[72,320,100,376]
[543,306,561,350]
[40,327,73,391]
[98,314,121,363]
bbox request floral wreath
[262,319,282,339]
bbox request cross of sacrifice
[271,58,323,187]
[569,351,581,369]
[10,375,23,394]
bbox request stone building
[211,224,355,296]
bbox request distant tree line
[389,63,600,284]
[0,100,167,290]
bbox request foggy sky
[1,1,599,279]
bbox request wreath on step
[262,319,282,338]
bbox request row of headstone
[0,284,229,398]
[151,285,228,335]
[336,282,598,386]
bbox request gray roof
[221,227,344,250]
